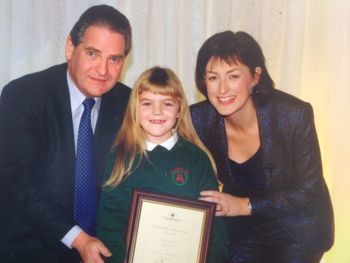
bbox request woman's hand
[199,190,251,217]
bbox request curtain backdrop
[1,0,349,261]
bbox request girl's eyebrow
[205,70,218,74]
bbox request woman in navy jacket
[190,31,334,263]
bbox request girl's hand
[199,190,251,217]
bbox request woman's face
[205,59,261,117]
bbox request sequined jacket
[190,89,334,253]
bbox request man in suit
[0,5,132,262]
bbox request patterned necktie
[73,98,97,235]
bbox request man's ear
[65,36,75,61]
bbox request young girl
[96,67,229,263]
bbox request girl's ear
[176,103,181,118]
[173,107,181,130]
[253,67,262,85]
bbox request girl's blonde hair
[105,66,217,186]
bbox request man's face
[65,25,126,98]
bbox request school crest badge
[169,167,189,186]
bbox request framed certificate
[125,190,215,263]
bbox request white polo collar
[146,132,178,151]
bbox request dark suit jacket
[190,89,334,253]
[0,63,131,262]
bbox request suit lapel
[94,85,126,183]
[48,64,76,213]
[201,108,240,190]
[52,66,75,168]
[207,116,229,175]
[256,104,277,188]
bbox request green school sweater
[96,137,229,263]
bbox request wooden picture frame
[125,190,215,263]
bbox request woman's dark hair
[69,5,132,56]
[195,31,274,106]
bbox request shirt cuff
[61,225,83,248]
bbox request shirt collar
[66,71,101,112]
[146,132,178,151]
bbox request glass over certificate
[125,190,215,263]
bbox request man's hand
[72,231,111,263]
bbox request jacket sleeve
[96,153,131,263]
[0,84,73,248]
[251,103,330,218]
[194,151,230,263]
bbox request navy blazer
[190,89,334,253]
[0,63,131,262]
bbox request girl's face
[139,90,180,144]
[205,59,261,118]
